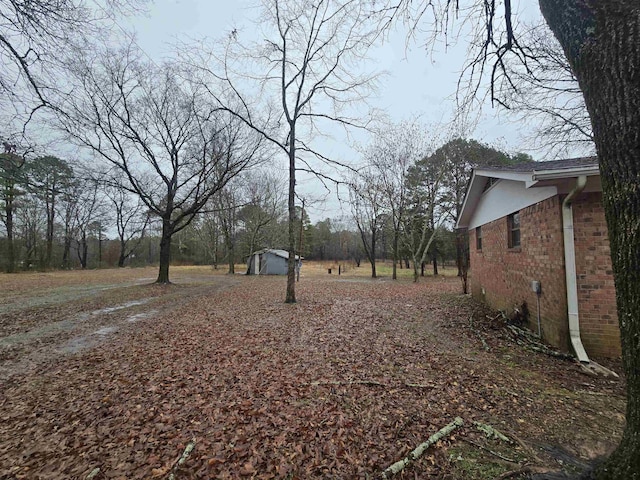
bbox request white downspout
[562,175,589,363]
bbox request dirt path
[0,267,240,381]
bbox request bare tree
[213,178,242,275]
[238,170,286,259]
[364,121,430,279]
[186,0,380,302]
[403,152,450,282]
[349,168,385,278]
[0,0,145,139]
[195,212,222,269]
[16,193,44,268]
[58,175,82,269]
[73,179,103,269]
[498,23,594,158]
[104,178,149,268]
[57,45,263,283]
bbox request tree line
[0,146,321,273]
[350,131,530,283]
[1,134,524,278]
[0,145,366,273]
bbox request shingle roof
[480,156,598,173]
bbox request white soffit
[467,179,558,230]
[474,169,536,186]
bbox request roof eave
[456,171,485,229]
[456,164,600,229]
[531,166,600,181]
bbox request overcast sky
[124,0,546,221]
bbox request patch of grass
[448,443,517,480]
[448,444,511,480]
[301,261,458,279]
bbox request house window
[476,226,482,250]
[508,211,521,248]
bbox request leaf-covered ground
[0,265,625,479]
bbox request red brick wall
[573,192,621,358]
[469,196,569,350]
[469,193,621,359]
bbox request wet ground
[0,267,239,381]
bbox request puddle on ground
[59,324,120,353]
[75,299,152,321]
[92,299,151,315]
[127,310,158,322]
[94,326,117,336]
[59,336,97,354]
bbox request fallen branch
[527,344,574,361]
[474,421,511,442]
[303,379,386,387]
[505,325,574,361]
[506,324,540,343]
[167,437,196,480]
[86,468,100,479]
[305,380,438,390]
[380,417,463,479]
[579,361,619,378]
[404,382,435,389]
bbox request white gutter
[562,175,590,363]
[532,166,600,181]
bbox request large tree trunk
[285,129,296,303]
[539,2,640,478]
[62,235,71,269]
[156,218,172,284]
[118,239,126,268]
[226,237,235,275]
[78,232,88,269]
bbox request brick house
[456,157,620,359]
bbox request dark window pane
[512,229,520,247]
[508,211,521,248]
